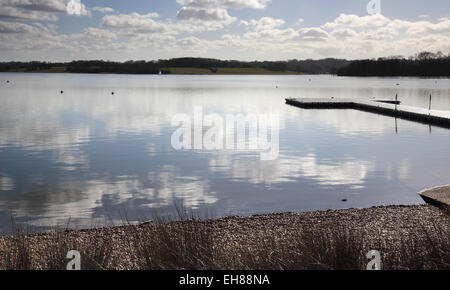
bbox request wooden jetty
[286,98,450,128]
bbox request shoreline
[2,71,449,78]
[0,204,448,270]
[0,70,304,75]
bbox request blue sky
[0,0,449,61]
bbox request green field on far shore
[167,67,302,75]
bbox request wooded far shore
[1,51,449,77]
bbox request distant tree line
[1,52,448,76]
[0,61,65,72]
[158,58,350,74]
[0,58,350,75]
[67,60,161,74]
[337,52,450,77]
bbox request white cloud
[82,27,117,41]
[0,0,89,21]
[176,0,270,30]
[0,6,58,21]
[177,7,235,23]
[331,28,358,39]
[176,36,202,46]
[92,6,114,14]
[299,27,329,41]
[101,12,167,33]
[405,19,450,35]
[2,0,68,13]
[322,13,390,30]
[101,11,234,36]
[0,20,34,33]
[177,0,270,9]
[1,11,450,61]
[245,17,285,31]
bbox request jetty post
[395,94,398,111]
[429,94,432,111]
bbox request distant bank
[337,52,450,77]
[1,66,304,75]
[0,57,349,75]
[1,52,449,76]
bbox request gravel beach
[0,204,448,270]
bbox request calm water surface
[0,73,449,233]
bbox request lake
[0,73,449,234]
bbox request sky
[0,0,449,61]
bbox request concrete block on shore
[420,185,450,207]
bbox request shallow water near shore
[0,73,449,234]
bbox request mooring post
[395,117,398,134]
[428,94,431,111]
[395,94,398,111]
